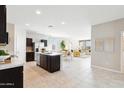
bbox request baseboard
[91,65,122,73]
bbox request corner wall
[91,18,124,72]
[14,25,26,62]
[121,33,124,72]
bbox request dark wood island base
[37,53,61,73]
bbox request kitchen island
[36,52,61,73]
[0,58,24,88]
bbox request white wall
[14,25,26,62]
[26,31,47,43]
[69,39,79,50]
[91,18,124,72]
[0,23,26,62]
[121,33,124,72]
[26,31,71,51]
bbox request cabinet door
[0,66,23,88]
[26,38,32,46]
[52,56,60,72]
[40,54,44,67]
[26,52,34,62]
[40,54,47,70]
[0,5,6,34]
[0,5,6,43]
[43,55,47,70]
[47,55,60,73]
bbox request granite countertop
[0,58,24,70]
[36,52,62,56]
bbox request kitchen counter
[36,52,62,56]
[0,58,24,70]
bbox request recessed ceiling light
[36,10,41,15]
[25,24,30,26]
[61,22,65,25]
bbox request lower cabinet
[0,66,23,88]
[26,52,34,62]
[40,54,60,73]
[40,54,47,70]
[47,55,60,73]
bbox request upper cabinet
[0,5,6,34]
[0,5,8,45]
[40,39,47,47]
[26,38,33,47]
[44,40,47,47]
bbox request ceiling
[7,5,124,40]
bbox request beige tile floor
[24,56,124,88]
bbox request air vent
[48,25,54,28]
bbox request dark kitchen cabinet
[40,54,47,70]
[26,52,34,62]
[26,38,35,62]
[26,38,33,46]
[39,54,60,73]
[47,55,60,73]
[0,5,8,44]
[0,66,23,88]
[0,5,6,34]
[0,32,8,44]
[44,40,47,47]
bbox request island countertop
[0,58,24,70]
[36,52,62,56]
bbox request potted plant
[0,50,10,62]
[60,40,66,51]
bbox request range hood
[40,39,47,47]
